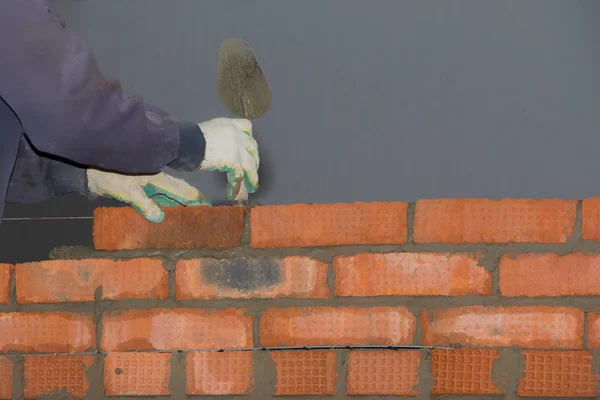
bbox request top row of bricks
[93,199,600,250]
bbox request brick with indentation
[518,351,597,397]
[414,199,577,243]
[432,349,501,395]
[93,206,245,250]
[334,252,491,297]
[586,313,600,349]
[422,306,583,349]
[272,351,337,395]
[104,352,170,396]
[0,265,11,304]
[500,253,600,297]
[176,256,328,300]
[260,307,416,346]
[582,198,600,241]
[186,352,253,395]
[250,202,407,248]
[24,355,94,399]
[0,359,12,399]
[16,258,168,303]
[0,312,95,353]
[101,308,252,351]
[347,350,420,396]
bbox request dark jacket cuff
[168,123,206,171]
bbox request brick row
[20,251,600,302]
[0,306,596,353]
[91,199,588,250]
[2,349,596,397]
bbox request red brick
[347,350,420,396]
[422,306,583,349]
[250,202,407,248]
[271,351,336,395]
[93,206,245,250]
[587,313,600,348]
[0,265,11,304]
[518,351,597,397]
[334,252,491,297]
[104,352,170,396]
[0,358,12,399]
[260,307,416,346]
[500,253,600,297]
[431,349,501,395]
[0,312,95,353]
[582,198,600,241]
[16,258,168,303]
[414,199,577,243]
[186,352,253,395]
[101,308,252,352]
[24,355,94,399]
[176,256,328,300]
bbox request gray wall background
[1,0,600,262]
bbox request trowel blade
[217,38,271,120]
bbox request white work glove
[87,169,210,223]
[198,118,259,201]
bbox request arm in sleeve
[0,0,204,174]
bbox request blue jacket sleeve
[0,0,204,174]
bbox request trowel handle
[233,183,249,207]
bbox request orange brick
[587,313,600,348]
[0,312,95,353]
[250,202,408,248]
[431,349,501,395]
[582,198,600,241]
[93,206,245,250]
[272,351,336,395]
[334,252,491,297]
[518,351,597,397]
[0,358,12,399]
[422,306,583,349]
[347,350,420,396]
[104,352,170,396]
[101,308,252,352]
[186,352,253,395]
[500,253,600,297]
[260,307,416,346]
[0,265,11,304]
[176,256,328,300]
[16,258,168,303]
[414,199,577,243]
[24,355,94,399]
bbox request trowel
[216,38,272,206]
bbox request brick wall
[2,199,600,398]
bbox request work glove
[87,169,211,223]
[196,118,260,200]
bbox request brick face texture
[260,307,416,346]
[176,256,328,299]
[2,199,600,397]
[271,351,337,395]
[24,355,94,398]
[93,206,245,250]
[334,252,491,296]
[414,199,577,243]
[347,350,420,395]
[250,202,408,248]
[16,258,168,303]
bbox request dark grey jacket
[0,0,205,220]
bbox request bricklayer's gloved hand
[180,118,259,201]
[87,169,211,223]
